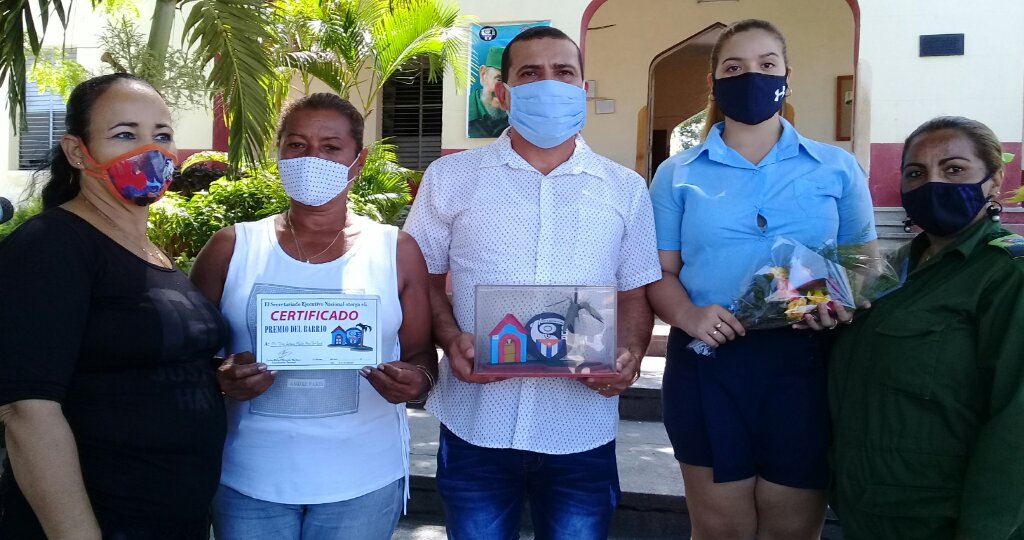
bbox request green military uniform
[467,46,507,138]
[831,218,1024,540]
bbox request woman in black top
[0,73,227,539]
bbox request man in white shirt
[404,26,661,539]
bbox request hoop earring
[987,201,1004,222]
[785,86,793,97]
[903,217,914,233]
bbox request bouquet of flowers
[688,238,899,356]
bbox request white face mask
[278,155,358,207]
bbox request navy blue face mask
[712,72,788,125]
[901,173,994,237]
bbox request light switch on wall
[595,99,615,114]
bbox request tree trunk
[142,0,177,88]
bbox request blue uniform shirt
[650,119,877,308]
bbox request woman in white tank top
[190,94,435,540]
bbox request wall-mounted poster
[467,21,550,138]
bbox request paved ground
[408,405,683,500]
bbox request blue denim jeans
[436,425,620,540]
[210,478,403,540]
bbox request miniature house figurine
[489,314,528,364]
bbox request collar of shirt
[906,218,1004,274]
[679,117,823,169]
[480,128,606,178]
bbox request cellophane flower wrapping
[687,238,899,357]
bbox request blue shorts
[662,327,832,490]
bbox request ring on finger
[714,322,723,329]
[828,320,839,330]
[711,329,720,336]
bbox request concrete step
[620,356,665,421]
[395,515,845,540]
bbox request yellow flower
[806,289,831,305]
[785,297,809,321]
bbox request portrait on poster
[466,20,550,139]
[256,294,381,370]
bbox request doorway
[646,24,724,178]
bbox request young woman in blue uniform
[648,19,878,540]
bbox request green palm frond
[1,0,71,131]
[365,0,472,107]
[316,0,378,88]
[273,0,471,115]
[349,140,414,224]
[282,50,355,97]
[182,0,281,170]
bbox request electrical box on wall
[585,80,597,99]
[594,99,615,114]
[919,34,964,57]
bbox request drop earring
[987,201,1004,222]
[903,217,914,233]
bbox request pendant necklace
[286,210,345,263]
[85,198,170,267]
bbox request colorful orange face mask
[77,139,177,206]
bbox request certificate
[256,293,382,370]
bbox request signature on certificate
[276,349,293,360]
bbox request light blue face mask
[506,80,587,149]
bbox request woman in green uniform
[830,116,1024,540]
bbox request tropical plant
[26,49,90,100]
[98,15,209,110]
[148,159,289,271]
[4,0,281,169]
[3,0,471,171]
[672,109,707,155]
[275,0,472,117]
[348,142,417,224]
[0,196,44,242]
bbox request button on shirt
[404,130,661,454]
[649,119,877,308]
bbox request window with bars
[381,59,442,170]
[18,78,68,171]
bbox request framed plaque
[474,285,617,378]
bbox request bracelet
[409,364,436,404]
